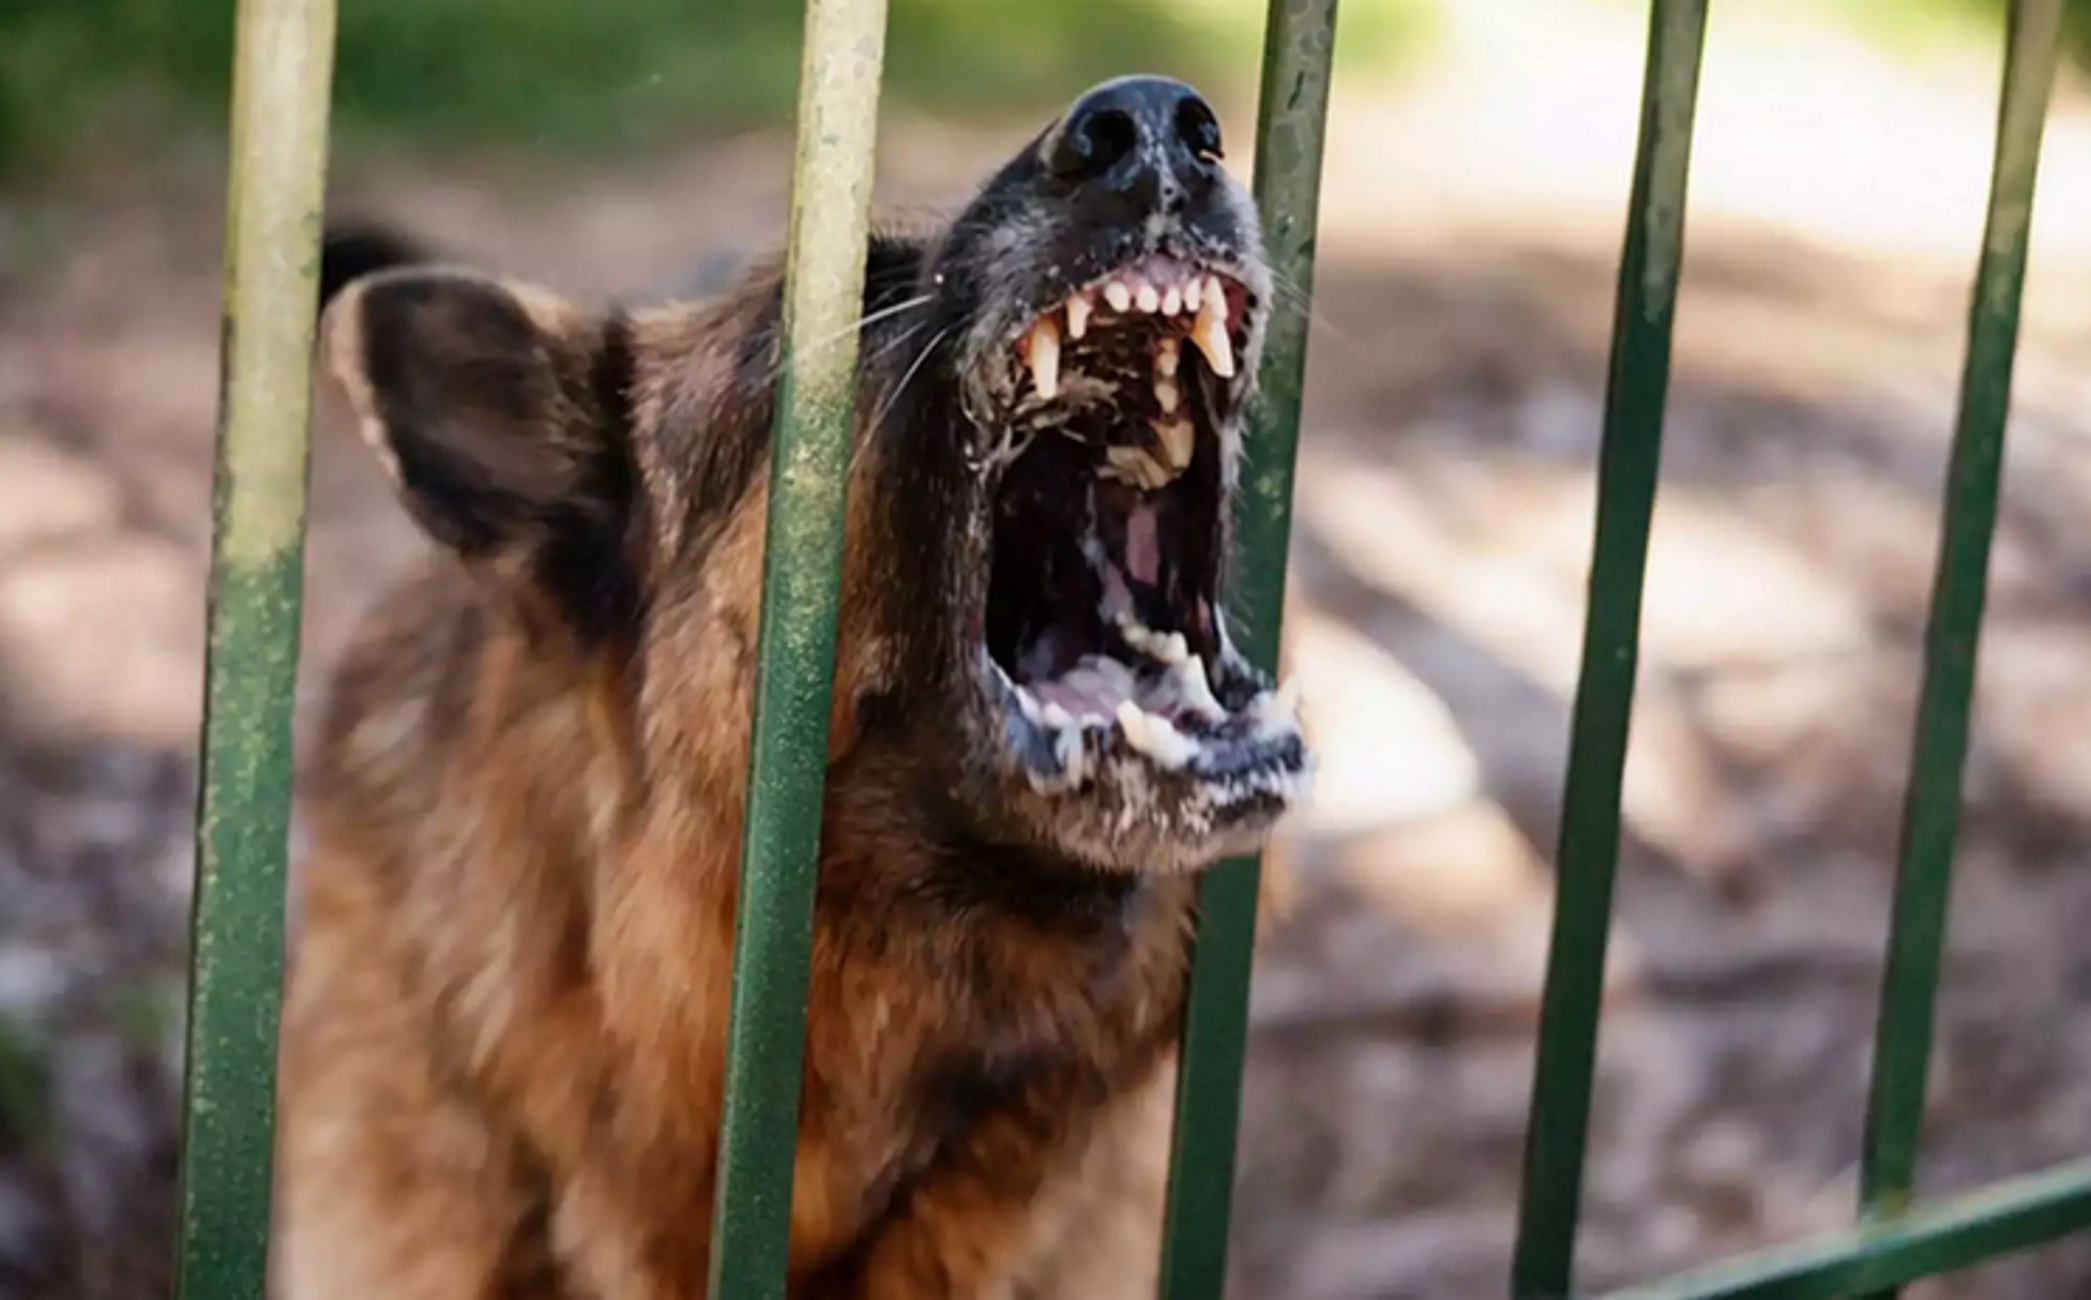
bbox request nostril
[1050,105,1140,181]
[1174,96,1223,164]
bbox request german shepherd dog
[276,76,1311,1300]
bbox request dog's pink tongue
[1032,655,1136,719]
[1126,502,1161,586]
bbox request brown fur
[278,268,1203,1300]
[278,78,1302,1299]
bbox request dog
[274,74,1311,1300]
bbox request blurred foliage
[7,0,2078,187]
[1814,0,2091,57]
[0,0,1431,183]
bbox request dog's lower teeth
[1116,701,1197,769]
[1154,377,1181,415]
[1154,337,1180,379]
[1178,655,1228,721]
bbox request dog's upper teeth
[1103,280,1132,313]
[1134,280,1161,314]
[1183,277,1204,312]
[1024,314,1061,400]
[1161,284,1183,316]
[1154,336,1180,379]
[1190,277,1235,379]
[1066,293,1092,341]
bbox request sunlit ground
[3,1,2091,1296]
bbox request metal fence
[174,0,2086,1297]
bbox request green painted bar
[1158,3,1338,1297]
[1509,3,1708,1297]
[1599,1158,2091,1300]
[174,0,337,1296]
[1856,6,2062,1291]
[705,1,888,1296]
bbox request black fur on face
[855,76,1310,874]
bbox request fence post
[1857,4,2062,1297]
[1510,2,1709,1296]
[704,1,889,1296]
[1158,3,1339,1297]
[175,0,337,1295]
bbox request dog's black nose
[1045,76,1223,212]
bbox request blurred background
[5,0,2091,1296]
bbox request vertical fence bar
[704,1,888,1296]
[1509,2,1708,1296]
[1856,2,2061,1289]
[1157,3,1338,1296]
[174,0,337,1295]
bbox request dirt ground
[7,8,2091,1297]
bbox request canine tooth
[1154,376,1180,414]
[1024,315,1061,399]
[1153,336,1180,379]
[1103,280,1132,313]
[1041,701,1075,730]
[1155,418,1194,470]
[1162,285,1183,316]
[1157,632,1189,665]
[1066,293,1092,341]
[1190,293,1236,379]
[1184,277,1203,312]
[1134,281,1161,314]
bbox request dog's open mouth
[968,253,1309,856]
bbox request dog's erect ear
[323,269,644,646]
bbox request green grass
[0,0,1435,184]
